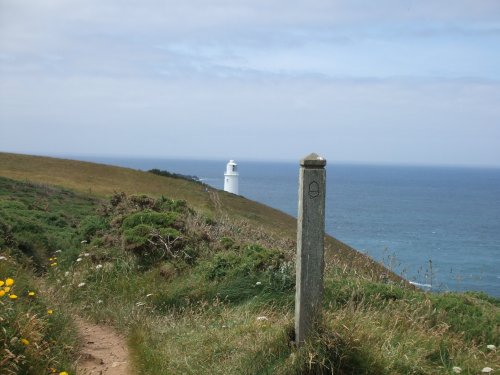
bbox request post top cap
[300,153,327,167]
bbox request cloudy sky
[1,1,500,166]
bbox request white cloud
[1,0,499,166]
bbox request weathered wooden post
[295,152,327,345]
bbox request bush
[122,211,178,230]
[123,224,154,251]
[206,244,285,280]
[78,215,109,241]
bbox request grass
[0,151,396,280]
[1,155,499,374]
[0,260,78,375]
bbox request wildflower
[28,291,35,297]
[0,290,5,297]
[21,338,29,345]
[3,286,10,293]
[81,240,87,243]
[47,309,54,314]
[486,344,496,350]
[452,367,462,373]
[60,372,69,375]
[83,253,90,257]
[50,262,58,267]
[255,281,262,286]
[64,271,70,277]
[9,294,18,299]
[55,250,62,253]
[76,258,82,262]
[95,264,103,270]
[0,280,4,287]
[5,278,14,286]
[78,282,86,287]
[481,367,493,373]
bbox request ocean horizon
[64,155,500,297]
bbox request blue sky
[1,0,500,166]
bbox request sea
[73,156,500,297]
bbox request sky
[1,0,500,166]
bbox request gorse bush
[121,211,179,230]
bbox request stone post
[295,152,327,344]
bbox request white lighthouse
[224,160,239,195]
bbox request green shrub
[78,215,109,241]
[122,211,178,230]
[123,224,153,251]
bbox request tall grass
[1,169,499,374]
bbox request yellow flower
[5,278,14,286]
[50,262,58,267]
[4,287,11,293]
[0,290,5,297]
[0,280,4,287]
[59,372,69,375]
[21,338,29,345]
[28,291,35,297]
[9,294,18,299]
[47,309,54,315]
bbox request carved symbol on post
[308,181,319,198]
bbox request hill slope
[0,151,393,279]
[1,152,498,374]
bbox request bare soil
[75,317,131,375]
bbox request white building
[224,160,239,195]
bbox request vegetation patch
[1,175,499,374]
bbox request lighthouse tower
[224,160,239,195]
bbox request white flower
[81,240,87,244]
[487,344,496,351]
[95,264,103,270]
[84,253,90,257]
[78,282,86,287]
[482,368,493,373]
[256,316,268,321]
[255,281,262,286]
[64,271,70,277]
[452,367,462,373]
[97,300,103,304]
[146,293,153,297]
[76,258,82,262]
[55,250,62,253]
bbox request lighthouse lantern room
[224,160,239,195]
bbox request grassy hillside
[1,153,499,374]
[0,152,395,280]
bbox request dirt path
[75,317,132,375]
